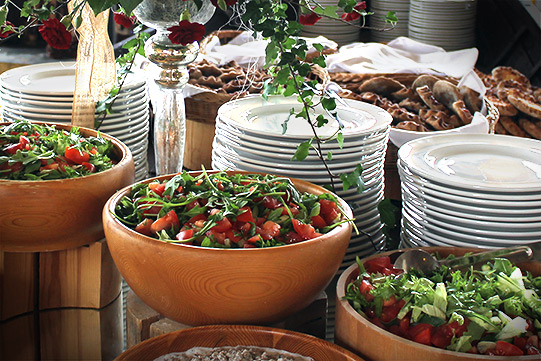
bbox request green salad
[345,255,541,356]
[0,120,114,180]
[113,170,350,248]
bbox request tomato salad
[345,255,541,356]
[113,171,350,248]
[0,120,114,180]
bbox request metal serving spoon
[393,245,535,274]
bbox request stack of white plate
[212,95,393,272]
[370,0,409,43]
[299,0,360,46]
[408,0,477,51]
[398,134,541,249]
[0,61,150,181]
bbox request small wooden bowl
[335,247,541,361]
[103,171,353,326]
[116,325,364,361]
[0,121,135,252]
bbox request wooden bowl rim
[0,120,133,184]
[336,246,540,360]
[104,170,354,253]
[116,324,364,361]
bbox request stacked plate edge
[408,0,477,51]
[0,61,150,181]
[397,133,541,250]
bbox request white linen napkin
[325,36,479,79]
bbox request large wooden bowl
[0,121,135,252]
[103,171,353,326]
[335,247,541,361]
[116,325,364,360]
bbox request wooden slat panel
[39,240,121,310]
[0,252,36,321]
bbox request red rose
[167,20,205,45]
[0,21,15,39]
[210,0,238,7]
[299,11,321,26]
[38,18,72,50]
[341,1,367,22]
[113,12,136,28]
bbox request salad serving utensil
[394,244,536,274]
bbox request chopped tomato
[236,206,254,223]
[3,143,23,154]
[224,229,241,243]
[291,219,322,240]
[175,229,194,241]
[246,234,262,244]
[186,200,200,210]
[64,146,90,164]
[364,256,402,276]
[311,215,327,229]
[135,218,154,236]
[187,214,207,225]
[319,199,341,224]
[283,231,303,244]
[81,162,95,172]
[149,182,166,197]
[487,341,524,356]
[399,315,410,336]
[408,323,434,346]
[211,216,232,232]
[150,210,180,234]
[380,299,404,323]
[514,336,527,351]
[206,229,226,244]
[138,199,162,216]
[358,279,375,302]
[257,220,280,240]
[0,161,23,173]
[262,195,280,209]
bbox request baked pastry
[433,80,464,109]
[411,74,440,91]
[507,89,541,119]
[499,116,531,138]
[459,85,482,113]
[518,118,541,139]
[395,121,429,132]
[358,76,406,96]
[452,100,473,125]
[492,66,531,87]
[416,85,448,111]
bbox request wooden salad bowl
[335,247,541,361]
[0,121,135,252]
[116,325,364,361]
[103,171,353,326]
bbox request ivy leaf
[321,96,337,111]
[0,5,8,25]
[340,163,364,192]
[336,132,344,148]
[265,41,278,67]
[86,0,117,15]
[315,114,327,127]
[119,0,143,16]
[327,151,333,161]
[378,198,398,228]
[292,140,312,161]
[282,108,294,135]
[386,11,398,24]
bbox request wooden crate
[0,239,121,321]
[126,290,328,349]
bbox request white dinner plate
[218,95,392,140]
[399,134,541,192]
